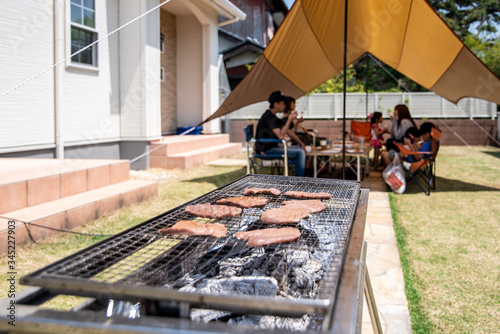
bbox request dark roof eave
[222,42,265,59]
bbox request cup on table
[359,138,365,147]
[320,140,327,150]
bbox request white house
[0,0,246,169]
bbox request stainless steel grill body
[20,175,361,323]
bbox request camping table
[307,145,372,181]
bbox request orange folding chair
[394,127,442,195]
[350,121,372,142]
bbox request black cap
[268,90,286,105]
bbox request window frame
[66,0,99,72]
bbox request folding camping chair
[394,127,442,196]
[350,120,372,143]
[244,124,291,176]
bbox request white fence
[230,92,498,120]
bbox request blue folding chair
[244,124,290,176]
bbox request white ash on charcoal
[216,247,324,299]
[178,276,279,323]
[178,276,279,297]
[281,249,324,299]
[217,252,269,277]
[287,259,324,299]
[299,219,347,245]
[217,250,289,291]
[228,314,312,332]
[285,249,310,267]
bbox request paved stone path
[361,170,412,334]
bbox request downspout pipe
[208,0,246,27]
[54,1,64,159]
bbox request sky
[284,0,295,9]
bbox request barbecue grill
[1,175,370,333]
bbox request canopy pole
[342,0,349,180]
[365,54,369,117]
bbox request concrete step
[0,179,157,254]
[150,143,242,169]
[0,158,130,214]
[151,134,233,156]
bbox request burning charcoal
[228,314,312,332]
[218,253,267,277]
[179,276,279,297]
[285,249,311,267]
[290,267,316,298]
[303,259,323,277]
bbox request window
[69,0,98,66]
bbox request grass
[1,146,499,333]
[389,146,500,333]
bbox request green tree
[430,0,500,40]
[311,66,364,93]
[464,35,500,77]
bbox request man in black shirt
[255,91,306,176]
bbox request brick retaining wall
[229,119,499,147]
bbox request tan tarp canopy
[204,0,500,123]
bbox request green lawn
[1,146,499,333]
[389,146,500,333]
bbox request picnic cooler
[7,175,369,334]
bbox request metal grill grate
[21,175,360,317]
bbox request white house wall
[176,15,203,128]
[175,1,220,133]
[0,0,239,157]
[206,17,221,134]
[119,0,161,140]
[63,0,121,147]
[0,1,55,153]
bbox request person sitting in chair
[255,91,307,177]
[404,122,436,163]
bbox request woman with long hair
[390,104,417,142]
[381,104,417,167]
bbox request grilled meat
[235,227,301,247]
[284,191,332,199]
[282,199,326,213]
[158,220,227,238]
[185,203,242,219]
[216,196,268,208]
[260,207,310,224]
[243,187,281,196]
